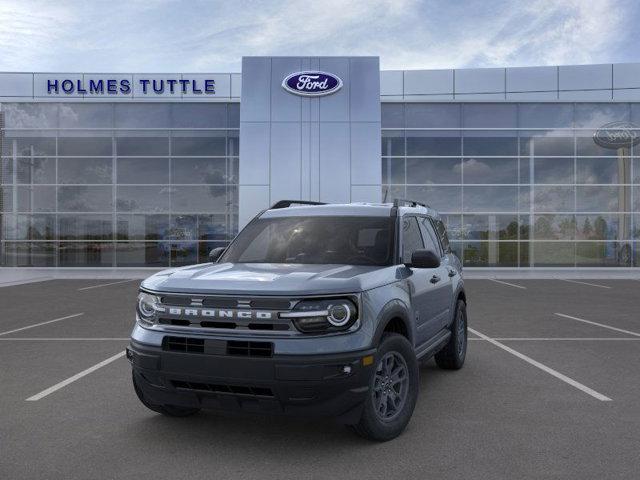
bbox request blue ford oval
[282,71,343,96]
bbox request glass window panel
[519,215,530,240]
[519,186,531,213]
[576,186,624,212]
[406,131,461,156]
[534,158,574,184]
[59,242,114,267]
[519,133,574,157]
[171,134,226,156]
[533,215,576,240]
[58,137,112,156]
[463,186,518,212]
[227,130,239,157]
[116,136,168,156]
[533,242,575,267]
[115,242,169,267]
[440,215,462,240]
[576,242,632,267]
[449,241,463,263]
[463,133,518,156]
[58,158,112,184]
[15,214,55,240]
[634,159,640,184]
[406,157,461,184]
[2,242,56,267]
[114,104,171,128]
[228,103,240,127]
[406,104,460,128]
[171,186,228,212]
[533,186,574,212]
[634,215,640,240]
[197,214,228,241]
[116,186,170,212]
[116,158,169,184]
[1,158,12,183]
[16,157,56,184]
[576,135,622,156]
[518,104,574,129]
[381,130,404,156]
[116,214,170,241]
[228,157,239,184]
[574,103,630,128]
[381,104,404,128]
[170,241,198,266]
[461,215,519,240]
[462,157,517,184]
[575,214,630,241]
[463,104,517,128]
[576,157,625,184]
[9,136,56,156]
[169,215,198,242]
[382,158,405,184]
[199,241,229,263]
[1,213,16,239]
[1,186,12,211]
[401,217,424,264]
[17,185,56,212]
[58,186,113,212]
[171,104,227,128]
[406,186,461,212]
[462,241,518,267]
[2,104,58,128]
[171,158,227,184]
[381,185,406,203]
[520,157,530,184]
[58,214,113,240]
[635,242,640,267]
[58,104,113,128]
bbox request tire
[132,372,200,417]
[352,333,419,442]
[434,299,467,370]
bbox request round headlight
[137,292,159,321]
[327,303,352,327]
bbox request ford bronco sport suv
[128,199,467,441]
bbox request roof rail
[270,200,327,209]
[393,198,430,209]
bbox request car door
[400,216,440,346]
[419,217,454,332]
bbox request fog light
[362,355,374,366]
[342,365,352,375]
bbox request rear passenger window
[434,219,451,253]
[402,217,424,264]
[418,217,441,255]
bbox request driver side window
[401,217,424,264]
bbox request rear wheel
[352,333,419,441]
[434,299,467,370]
[132,372,200,417]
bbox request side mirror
[208,247,226,263]
[408,249,440,269]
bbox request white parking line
[558,279,611,289]
[0,337,128,341]
[488,279,526,290]
[78,279,138,291]
[554,313,640,337]
[0,313,84,337]
[469,337,640,341]
[26,351,126,401]
[468,327,612,402]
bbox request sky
[0,0,638,72]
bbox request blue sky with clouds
[0,0,638,72]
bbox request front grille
[171,380,274,397]
[163,336,204,353]
[227,341,273,357]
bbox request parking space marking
[0,313,84,337]
[554,313,640,337]
[470,337,640,341]
[468,327,612,402]
[0,337,128,341]
[78,279,138,291]
[488,279,526,289]
[25,351,126,401]
[558,279,611,289]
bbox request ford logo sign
[282,71,343,97]
[593,121,640,149]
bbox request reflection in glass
[17,186,56,212]
[381,130,404,156]
[534,186,574,212]
[406,131,461,156]
[58,186,113,212]
[576,186,623,212]
[172,104,227,128]
[117,214,170,240]
[462,242,518,267]
[463,104,517,128]
[171,158,227,184]
[462,215,519,240]
[518,104,573,129]
[406,104,460,128]
[462,157,517,184]
[116,186,171,213]
[10,136,56,156]
[406,158,461,184]
[576,242,632,267]
[463,136,518,156]
[172,135,226,156]
[2,242,56,267]
[116,137,169,156]
[16,157,56,184]
[58,214,113,240]
[58,137,112,156]
[58,158,112,184]
[15,214,55,240]
[533,242,575,266]
[533,215,576,240]
[59,104,113,128]
[381,103,404,128]
[463,186,518,212]
[171,186,228,212]
[520,134,573,157]
[115,243,169,267]
[3,104,58,128]
[534,158,574,184]
[406,186,461,212]
[575,214,629,241]
[576,157,628,184]
[59,243,114,267]
[116,158,170,184]
[114,104,171,128]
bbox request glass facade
[0,102,239,267]
[382,103,640,268]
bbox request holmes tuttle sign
[282,71,342,97]
[593,121,640,149]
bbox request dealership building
[0,56,639,269]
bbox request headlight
[281,298,358,333]
[137,292,161,325]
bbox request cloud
[0,0,636,72]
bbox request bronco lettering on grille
[162,307,273,320]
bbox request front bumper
[128,339,376,423]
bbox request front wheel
[352,333,419,442]
[434,299,467,370]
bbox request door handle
[448,268,457,277]
[430,275,441,284]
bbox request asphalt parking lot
[1,277,639,479]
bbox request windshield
[220,216,395,266]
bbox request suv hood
[141,262,397,296]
